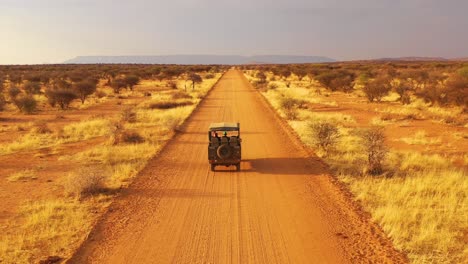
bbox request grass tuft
[7,170,37,182]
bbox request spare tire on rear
[216,144,232,159]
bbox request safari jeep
[208,122,242,171]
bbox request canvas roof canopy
[209,122,239,131]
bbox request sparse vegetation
[243,64,467,263]
[363,77,392,102]
[13,94,37,114]
[0,64,225,263]
[362,127,388,175]
[64,167,107,197]
[45,88,78,109]
[309,122,340,154]
[7,170,37,182]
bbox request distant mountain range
[63,55,336,65]
[375,57,468,62]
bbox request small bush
[268,83,278,90]
[167,81,178,89]
[253,80,267,89]
[121,108,137,123]
[256,71,267,83]
[13,95,37,114]
[95,90,106,98]
[8,86,21,99]
[362,127,388,175]
[148,100,193,109]
[110,78,126,94]
[124,75,140,90]
[23,81,41,95]
[64,167,106,197]
[279,96,302,120]
[45,88,78,109]
[363,77,392,102]
[171,91,192,100]
[113,131,145,144]
[309,122,340,154]
[163,116,184,132]
[205,73,215,79]
[7,169,37,182]
[32,120,52,134]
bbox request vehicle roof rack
[209,122,239,131]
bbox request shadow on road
[140,188,233,199]
[243,157,327,175]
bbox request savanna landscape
[1,61,466,263]
[1,1,467,264]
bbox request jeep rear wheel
[216,144,232,159]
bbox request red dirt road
[69,70,406,263]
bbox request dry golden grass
[341,169,467,264]
[7,170,37,182]
[0,73,223,263]
[246,71,468,264]
[400,130,442,145]
[0,199,106,263]
[0,118,113,155]
[376,98,465,125]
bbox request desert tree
[8,85,21,100]
[124,75,140,91]
[445,70,468,106]
[54,78,72,90]
[392,79,412,104]
[315,70,355,92]
[13,94,37,114]
[256,71,267,83]
[73,79,97,104]
[8,72,23,85]
[24,73,42,83]
[293,68,307,81]
[150,67,161,79]
[104,70,118,85]
[279,68,292,80]
[330,74,355,93]
[23,81,42,95]
[315,72,336,90]
[162,68,183,80]
[188,73,202,90]
[45,88,78,109]
[363,77,392,102]
[306,67,322,83]
[68,70,86,83]
[110,78,126,94]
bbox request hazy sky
[1,0,467,64]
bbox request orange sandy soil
[0,81,166,235]
[306,91,467,166]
